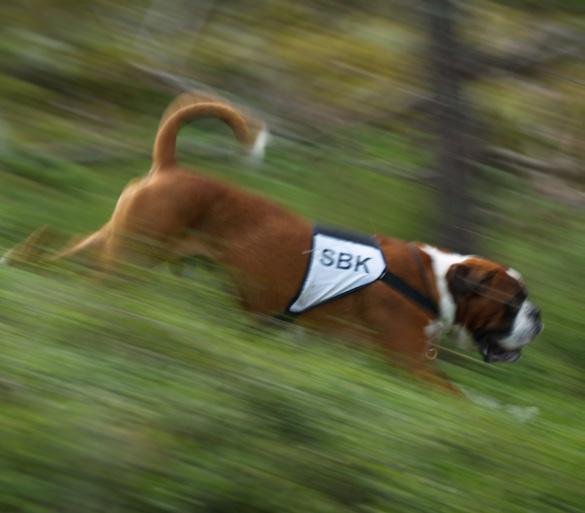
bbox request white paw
[460,386,540,423]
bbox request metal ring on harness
[425,345,438,361]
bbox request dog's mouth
[479,340,522,364]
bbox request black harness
[381,270,439,318]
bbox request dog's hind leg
[2,225,108,277]
[166,233,216,277]
[1,225,57,266]
[48,229,108,271]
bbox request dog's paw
[460,386,540,423]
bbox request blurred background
[0,1,583,512]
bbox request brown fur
[6,92,524,395]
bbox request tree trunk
[425,0,477,253]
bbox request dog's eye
[508,290,526,310]
[507,302,520,313]
[503,297,523,321]
[506,292,526,314]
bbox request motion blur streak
[0,1,583,512]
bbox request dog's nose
[530,307,541,322]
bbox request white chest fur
[421,245,471,337]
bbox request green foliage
[1,125,584,512]
[0,1,584,512]
[1,149,98,193]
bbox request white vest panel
[287,227,387,314]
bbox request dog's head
[446,258,542,363]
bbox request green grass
[1,123,584,513]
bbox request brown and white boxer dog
[2,92,542,393]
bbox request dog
[2,92,543,393]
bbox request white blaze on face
[499,268,541,350]
[498,300,541,350]
[506,268,524,283]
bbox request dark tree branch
[480,146,585,208]
[530,175,585,208]
[459,28,585,80]
[483,146,582,181]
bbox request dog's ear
[447,263,498,300]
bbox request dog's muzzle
[475,304,543,364]
[479,340,523,364]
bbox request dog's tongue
[481,343,522,364]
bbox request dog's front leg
[390,349,462,396]
[378,327,462,396]
[408,361,462,396]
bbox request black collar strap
[381,271,439,318]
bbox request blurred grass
[1,120,584,512]
[1,0,584,511]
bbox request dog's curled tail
[151,92,268,173]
